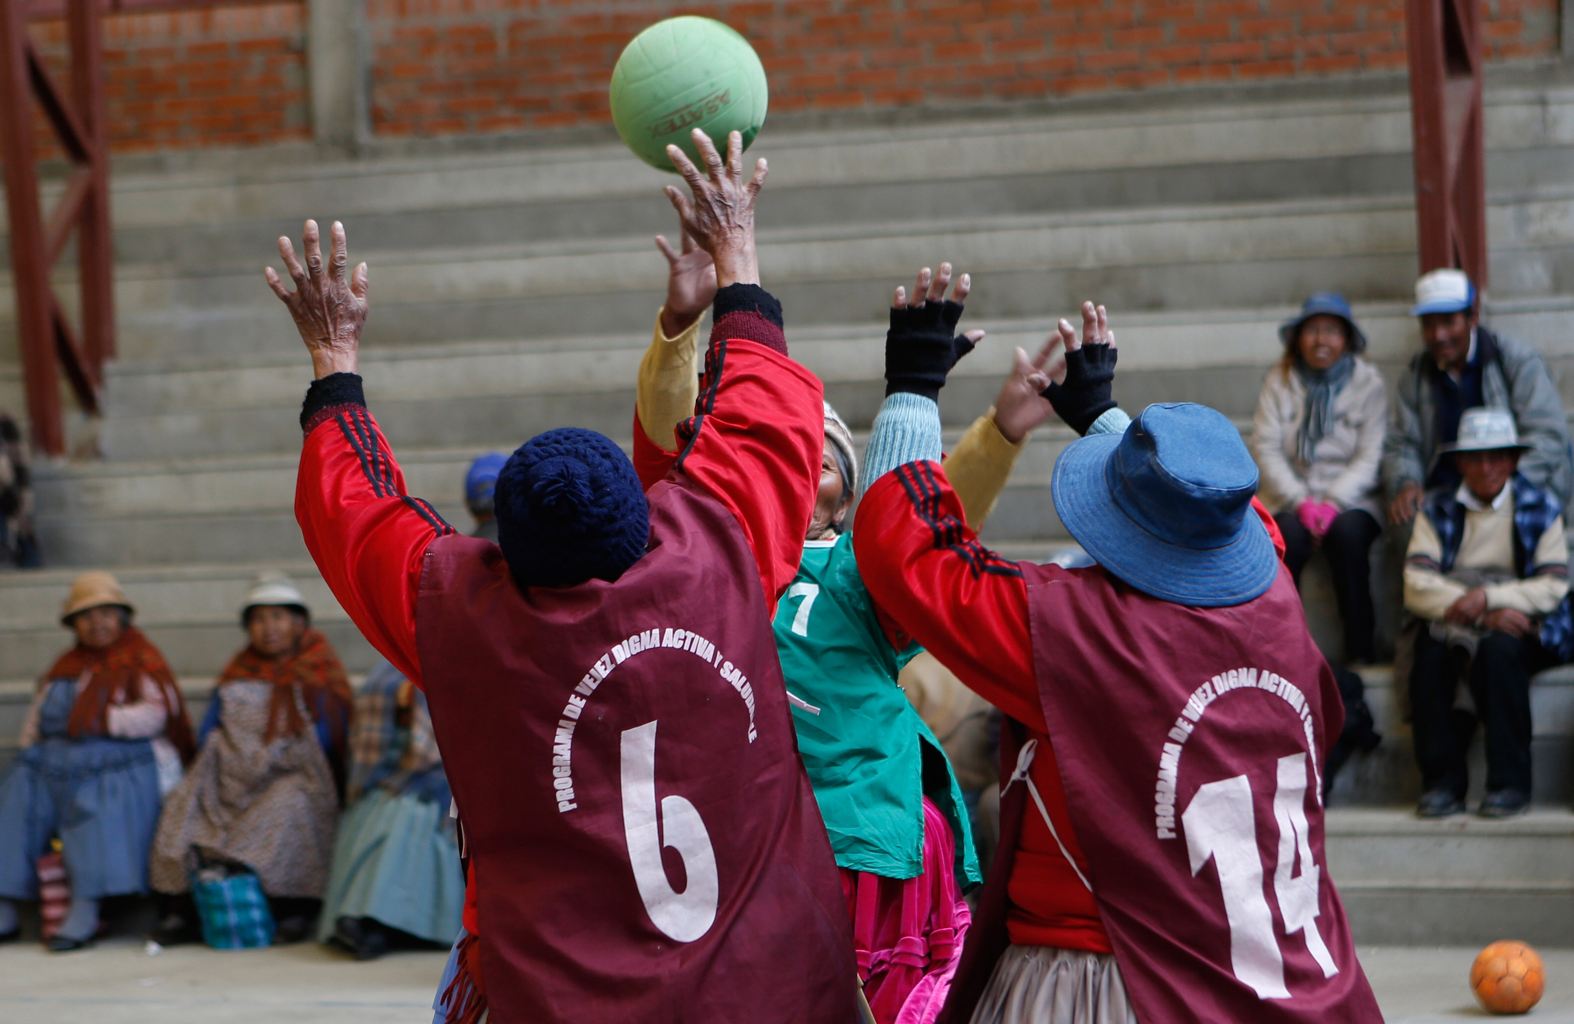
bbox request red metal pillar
[0,0,65,456]
[70,0,114,366]
[1406,0,1487,285]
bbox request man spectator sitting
[1382,269,1573,527]
[1404,408,1572,819]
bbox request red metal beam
[1406,0,1487,286]
[0,0,66,455]
[0,0,114,455]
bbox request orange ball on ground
[1471,940,1545,1015]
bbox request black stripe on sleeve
[674,339,727,472]
[335,413,384,498]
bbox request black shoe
[1479,789,1530,818]
[151,912,199,946]
[1417,788,1465,818]
[0,929,18,945]
[274,914,312,944]
[46,933,91,952]
[334,916,392,961]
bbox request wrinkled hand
[663,129,766,287]
[1444,587,1489,626]
[656,218,716,337]
[1298,500,1340,540]
[1482,607,1536,638]
[992,329,1061,445]
[885,262,985,400]
[1042,301,1117,435]
[1389,482,1424,526]
[265,219,368,380]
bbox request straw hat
[60,571,134,625]
[1440,408,1532,455]
[240,571,310,626]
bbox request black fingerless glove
[1041,345,1117,435]
[885,301,975,400]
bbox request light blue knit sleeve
[1088,407,1131,436]
[859,392,943,499]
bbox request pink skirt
[842,797,972,1024]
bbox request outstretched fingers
[302,219,324,279]
[928,262,952,304]
[330,221,350,281]
[263,265,291,303]
[952,272,972,303]
[692,128,726,183]
[278,234,306,287]
[745,156,768,200]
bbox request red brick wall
[29,1,307,154]
[369,0,1560,139]
[16,0,1564,153]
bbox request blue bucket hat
[1051,403,1278,608]
[464,452,508,514]
[495,428,649,589]
[1278,292,1367,353]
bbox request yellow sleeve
[635,308,704,450]
[944,408,1026,529]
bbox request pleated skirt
[969,945,1139,1024]
[317,788,463,945]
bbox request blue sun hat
[1051,403,1278,607]
[495,428,649,589]
[1278,292,1367,353]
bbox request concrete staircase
[1,79,1572,948]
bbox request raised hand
[885,262,985,401]
[992,329,1062,445]
[265,219,368,380]
[1042,300,1117,435]
[663,128,767,288]
[655,218,717,337]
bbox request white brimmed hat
[1440,408,1531,454]
[240,571,310,625]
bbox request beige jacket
[1251,356,1387,520]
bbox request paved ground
[0,939,1569,1022]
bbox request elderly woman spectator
[1251,294,1387,789]
[0,572,193,949]
[317,660,462,960]
[1252,293,1389,665]
[149,572,350,944]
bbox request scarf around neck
[45,625,195,762]
[217,627,352,749]
[1293,353,1357,466]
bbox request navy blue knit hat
[495,428,650,589]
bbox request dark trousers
[1410,628,1542,796]
[1276,508,1382,663]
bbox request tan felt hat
[60,570,134,625]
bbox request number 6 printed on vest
[620,720,720,943]
[1182,752,1339,1000]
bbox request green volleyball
[609,16,768,172]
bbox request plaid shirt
[347,660,447,805]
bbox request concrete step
[1325,809,1574,947]
[60,296,1574,462]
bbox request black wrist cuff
[885,379,942,401]
[713,284,782,329]
[301,372,365,433]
